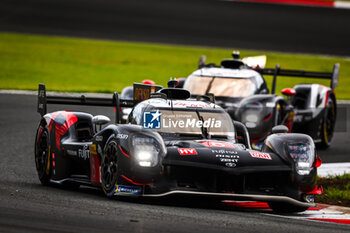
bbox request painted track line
[318,163,350,177]
[222,0,350,9]
[224,201,350,225]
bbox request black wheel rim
[102,141,118,192]
[35,129,49,177]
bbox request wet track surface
[1,0,350,56]
[0,94,349,232]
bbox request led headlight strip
[132,135,160,167]
[287,143,315,175]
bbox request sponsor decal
[133,83,161,102]
[78,145,90,160]
[66,149,77,156]
[215,153,239,163]
[249,152,272,160]
[200,141,235,148]
[211,150,239,166]
[163,117,221,129]
[216,154,239,160]
[220,158,238,163]
[115,185,142,195]
[178,148,198,155]
[211,149,238,155]
[143,111,222,130]
[173,102,211,108]
[89,144,101,183]
[143,110,161,129]
[225,162,236,168]
[116,134,128,140]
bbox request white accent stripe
[334,1,350,9]
[318,162,350,177]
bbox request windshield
[184,75,257,98]
[142,108,235,139]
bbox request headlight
[132,136,160,167]
[246,114,258,122]
[287,143,315,175]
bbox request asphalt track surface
[0,93,350,232]
[1,0,350,232]
[1,0,350,56]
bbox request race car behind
[182,52,339,149]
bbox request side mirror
[92,115,111,132]
[281,88,296,97]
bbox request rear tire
[101,139,120,197]
[319,97,336,149]
[268,202,309,213]
[34,124,51,186]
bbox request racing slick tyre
[101,139,120,197]
[319,97,336,149]
[268,202,309,213]
[34,123,51,186]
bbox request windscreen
[184,75,257,98]
[142,108,235,139]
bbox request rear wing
[258,64,340,94]
[37,83,162,123]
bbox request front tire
[34,124,51,186]
[101,139,120,197]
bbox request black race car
[182,52,339,150]
[35,82,322,213]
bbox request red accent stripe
[223,201,271,209]
[121,175,150,186]
[118,145,131,158]
[238,0,334,7]
[308,204,329,211]
[325,90,330,106]
[308,218,350,225]
[313,155,322,167]
[307,185,323,195]
[263,112,273,122]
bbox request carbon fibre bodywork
[34,84,322,212]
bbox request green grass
[316,174,350,207]
[0,32,349,99]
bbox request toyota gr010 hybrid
[35,82,322,212]
[181,52,339,150]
